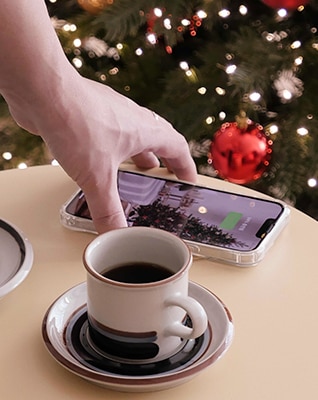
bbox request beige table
[0,164,318,399]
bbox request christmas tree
[1,0,318,219]
[128,199,247,248]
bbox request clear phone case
[60,169,290,267]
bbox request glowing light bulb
[265,33,275,42]
[197,10,207,19]
[72,57,83,68]
[135,48,143,56]
[269,125,279,134]
[297,127,309,136]
[179,61,189,70]
[181,19,191,26]
[282,89,292,100]
[215,87,226,95]
[109,67,119,75]
[294,56,303,66]
[225,64,237,74]
[219,112,226,120]
[146,33,157,45]
[18,162,27,169]
[198,87,207,95]
[308,178,317,187]
[291,40,301,49]
[116,43,123,50]
[239,5,248,15]
[277,9,287,18]
[163,18,172,30]
[73,38,81,47]
[219,9,230,18]
[63,23,77,32]
[206,116,214,125]
[2,152,12,160]
[154,8,162,18]
[249,92,261,102]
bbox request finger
[155,137,198,183]
[160,146,197,183]
[131,152,160,169]
[145,112,197,183]
[83,174,127,234]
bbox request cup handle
[164,295,208,339]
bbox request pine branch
[94,0,152,42]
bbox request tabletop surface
[0,164,318,399]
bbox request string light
[308,178,317,187]
[109,67,119,75]
[218,9,230,18]
[181,19,191,27]
[73,38,81,47]
[277,9,288,18]
[215,87,226,95]
[269,125,279,134]
[294,56,303,66]
[196,10,207,19]
[146,32,157,44]
[249,92,261,102]
[72,57,83,68]
[179,61,189,71]
[198,87,207,95]
[297,127,309,136]
[153,8,163,18]
[63,23,77,32]
[163,18,172,30]
[219,112,226,120]
[18,163,27,169]
[239,5,248,15]
[291,40,301,49]
[282,89,292,100]
[225,64,237,74]
[2,152,12,160]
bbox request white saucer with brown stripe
[42,281,234,393]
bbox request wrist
[1,62,80,136]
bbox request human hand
[0,0,196,233]
[10,74,197,233]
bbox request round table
[0,164,317,399]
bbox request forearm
[0,0,78,133]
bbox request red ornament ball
[262,0,309,9]
[209,121,272,184]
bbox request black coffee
[102,262,173,284]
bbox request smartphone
[60,168,290,266]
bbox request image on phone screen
[67,170,285,252]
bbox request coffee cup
[83,227,208,364]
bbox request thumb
[83,178,127,234]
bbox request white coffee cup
[83,227,208,364]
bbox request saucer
[0,219,33,299]
[42,281,234,392]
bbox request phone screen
[66,170,285,251]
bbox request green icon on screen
[220,212,243,230]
